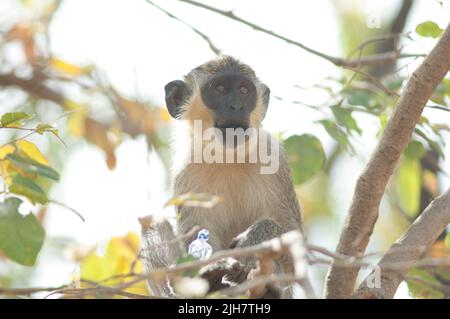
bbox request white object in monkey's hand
[188,229,213,260]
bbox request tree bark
[354,188,450,299]
[325,24,450,299]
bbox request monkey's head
[164,56,270,138]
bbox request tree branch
[144,0,221,55]
[354,188,450,299]
[172,0,425,67]
[369,0,415,77]
[325,24,450,299]
[0,72,65,106]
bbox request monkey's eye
[215,84,226,93]
[239,86,248,94]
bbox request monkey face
[201,72,256,134]
[164,56,270,136]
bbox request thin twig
[144,0,221,55]
[172,0,425,67]
[166,225,200,246]
[343,66,400,97]
[49,198,85,222]
[426,105,450,112]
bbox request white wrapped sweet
[188,229,213,260]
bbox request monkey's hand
[199,257,251,291]
[229,218,284,249]
[228,218,285,267]
[199,257,283,298]
[229,218,295,298]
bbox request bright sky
[1,0,449,298]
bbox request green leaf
[341,88,372,108]
[176,255,200,277]
[6,153,59,181]
[431,78,450,105]
[385,78,405,91]
[416,21,443,38]
[445,78,450,99]
[407,268,444,299]
[396,158,421,217]
[445,233,450,248]
[35,124,59,136]
[331,105,362,135]
[0,112,32,127]
[414,128,445,159]
[404,140,426,159]
[284,134,325,185]
[317,119,354,153]
[0,197,45,266]
[177,255,199,264]
[9,174,49,204]
[378,113,389,136]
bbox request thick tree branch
[325,24,450,299]
[173,0,425,67]
[0,72,65,105]
[354,188,450,299]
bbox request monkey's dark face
[164,57,270,135]
[201,73,256,133]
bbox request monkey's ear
[260,83,271,120]
[164,80,192,119]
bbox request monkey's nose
[230,104,243,111]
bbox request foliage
[0,0,171,271]
[0,197,45,266]
[0,112,60,265]
[416,21,444,39]
[284,134,325,184]
[79,232,148,297]
[406,239,450,299]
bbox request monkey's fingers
[199,257,252,292]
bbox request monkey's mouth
[214,122,251,147]
[215,123,248,130]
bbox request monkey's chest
[175,165,279,248]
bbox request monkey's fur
[141,56,302,298]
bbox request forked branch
[325,24,450,299]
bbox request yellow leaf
[67,108,87,138]
[106,232,140,263]
[0,145,15,160]
[396,158,421,217]
[80,254,114,283]
[50,58,87,76]
[165,192,223,209]
[15,140,49,166]
[0,145,16,184]
[64,100,84,110]
[80,232,148,297]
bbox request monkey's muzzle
[214,122,251,147]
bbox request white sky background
[1,0,449,298]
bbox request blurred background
[0,0,449,298]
